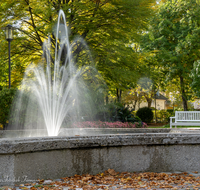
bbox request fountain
[7,10,104,137]
[0,10,200,187]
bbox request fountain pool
[1,129,200,186]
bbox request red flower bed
[71,121,148,128]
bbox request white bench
[170,111,200,128]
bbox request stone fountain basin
[0,128,170,138]
[1,127,200,138]
[2,127,200,137]
[1,128,200,186]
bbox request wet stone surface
[1,170,200,190]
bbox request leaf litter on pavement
[2,169,200,190]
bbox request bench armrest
[170,117,175,128]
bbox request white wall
[194,99,200,109]
[134,99,166,110]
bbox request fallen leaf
[82,176,92,181]
[107,169,118,176]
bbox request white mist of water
[8,10,104,137]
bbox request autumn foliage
[10,169,200,190]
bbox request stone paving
[1,170,200,190]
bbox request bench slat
[172,123,200,126]
[170,111,200,128]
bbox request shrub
[94,103,119,122]
[156,110,174,123]
[136,107,153,123]
[103,103,142,123]
[0,88,17,129]
[94,103,145,127]
[116,106,139,123]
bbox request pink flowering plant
[71,121,148,128]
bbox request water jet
[1,10,200,187]
[8,9,103,137]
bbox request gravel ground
[1,170,200,190]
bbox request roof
[154,93,168,100]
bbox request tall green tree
[191,60,200,98]
[142,0,200,110]
[0,0,156,90]
[129,41,164,108]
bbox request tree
[0,0,156,90]
[191,60,200,98]
[0,88,17,128]
[142,0,200,110]
[121,86,147,110]
[131,42,164,108]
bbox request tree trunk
[117,88,122,103]
[145,96,152,108]
[106,95,109,105]
[147,100,151,108]
[132,99,137,111]
[180,76,188,111]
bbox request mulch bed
[147,123,168,127]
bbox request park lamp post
[154,90,159,124]
[2,25,14,88]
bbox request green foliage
[142,0,200,110]
[8,89,37,129]
[0,88,17,128]
[163,123,170,128]
[136,107,153,123]
[156,109,174,123]
[191,60,200,97]
[166,109,175,115]
[116,106,140,123]
[95,103,142,124]
[136,109,175,123]
[0,0,156,91]
[93,103,120,122]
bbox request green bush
[136,107,153,123]
[0,88,17,128]
[160,109,175,123]
[155,110,171,123]
[95,103,142,124]
[116,106,141,123]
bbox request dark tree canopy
[0,0,156,90]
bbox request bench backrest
[175,111,200,121]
